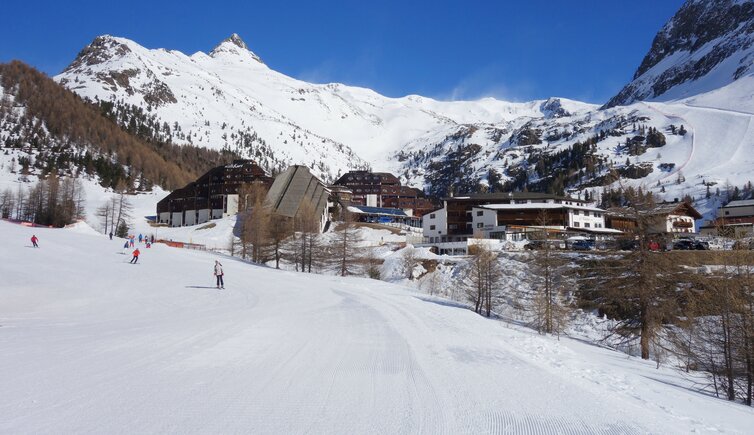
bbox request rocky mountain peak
[539,98,571,118]
[604,0,754,108]
[209,33,263,63]
[63,35,132,73]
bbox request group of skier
[27,230,225,289]
[123,234,151,262]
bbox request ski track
[640,102,696,184]
[1,221,754,434]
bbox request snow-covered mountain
[53,0,754,219]
[54,34,595,182]
[605,0,754,108]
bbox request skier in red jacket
[30,235,39,248]
[130,248,140,264]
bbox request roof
[444,191,585,203]
[651,202,703,219]
[476,203,605,213]
[606,202,702,220]
[266,166,329,218]
[570,227,624,234]
[723,199,754,208]
[347,206,408,217]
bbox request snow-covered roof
[570,227,624,234]
[347,205,408,217]
[723,199,754,208]
[476,203,606,213]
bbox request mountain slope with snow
[54,34,596,181]
[2,220,753,433]
[605,0,754,107]
[51,0,754,214]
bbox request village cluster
[156,159,753,255]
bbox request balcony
[672,220,693,228]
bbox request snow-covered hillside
[54,34,595,181]
[2,219,753,433]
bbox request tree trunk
[640,303,650,360]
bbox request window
[430,225,436,230]
[477,223,483,228]
[573,222,580,227]
[429,213,436,219]
[584,223,591,228]
[476,211,483,216]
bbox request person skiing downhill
[130,248,140,264]
[214,260,224,289]
[30,235,39,248]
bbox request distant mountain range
[2,0,753,219]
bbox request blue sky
[0,0,685,103]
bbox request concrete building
[265,165,330,232]
[423,192,611,242]
[700,199,754,237]
[332,170,437,216]
[156,160,273,227]
[421,192,616,253]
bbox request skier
[129,236,135,248]
[138,234,143,244]
[145,241,151,249]
[30,235,39,248]
[150,234,155,244]
[214,260,224,289]
[130,248,140,264]
[109,232,113,240]
[122,240,129,254]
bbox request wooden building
[605,201,702,235]
[156,160,273,227]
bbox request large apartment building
[332,170,436,216]
[156,160,273,227]
[422,192,613,244]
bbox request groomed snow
[1,220,753,434]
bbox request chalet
[605,201,702,235]
[156,160,273,227]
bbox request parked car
[614,238,639,251]
[524,240,565,250]
[570,239,596,251]
[673,239,709,250]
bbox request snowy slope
[54,34,596,181]
[1,220,753,433]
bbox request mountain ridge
[605,0,754,108]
